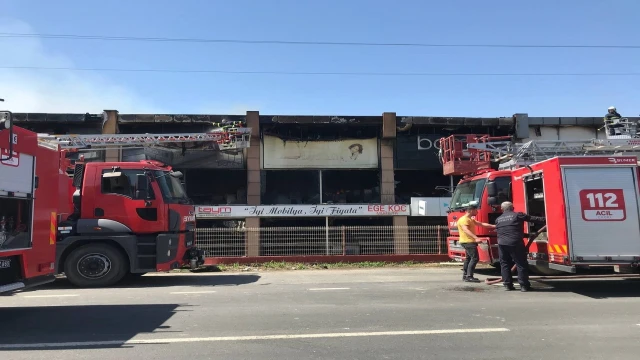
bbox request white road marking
[0,328,510,349]
[170,291,217,294]
[308,287,350,291]
[22,294,79,298]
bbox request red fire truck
[1,115,251,290]
[34,127,251,287]
[0,111,57,294]
[440,132,640,274]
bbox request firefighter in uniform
[495,201,546,292]
[604,106,623,136]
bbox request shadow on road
[0,303,185,350]
[533,278,640,299]
[467,266,640,298]
[39,273,261,290]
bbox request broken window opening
[321,170,380,204]
[394,170,456,204]
[185,169,247,205]
[261,170,320,205]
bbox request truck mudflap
[185,247,205,269]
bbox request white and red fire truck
[441,117,640,275]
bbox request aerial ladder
[35,126,252,175]
[36,126,251,151]
[440,116,640,175]
[465,137,640,170]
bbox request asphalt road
[2,267,640,360]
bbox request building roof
[12,112,639,128]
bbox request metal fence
[195,225,449,258]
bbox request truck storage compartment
[562,166,640,263]
[523,173,546,235]
[0,196,33,250]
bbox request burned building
[13,110,612,261]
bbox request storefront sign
[262,136,379,169]
[395,134,443,170]
[196,204,410,218]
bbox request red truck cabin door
[561,162,640,263]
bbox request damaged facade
[13,110,622,260]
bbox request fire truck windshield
[154,170,190,204]
[449,179,486,211]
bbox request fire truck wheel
[64,243,128,288]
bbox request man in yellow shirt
[457,204,496,282]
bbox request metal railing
[195,225,449,258]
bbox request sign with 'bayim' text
[196,204,410,218]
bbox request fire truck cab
[440,134,514,267]
[510,155,640,273]
[53,158,204,287]
[446,170,512,266]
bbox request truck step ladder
[0,282,25,293]
[36,127,252,151]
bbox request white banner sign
[262,135,379,169]
[196,204,410,218]
[409,197,451,217]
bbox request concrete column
[393,215,409,255]
[246,111,261,206]
[382,112,410,254]
[245,217,260,257]
[102,110,120,162]
[380,112,396,204]
[245,111,261,257]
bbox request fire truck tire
[64,243,128,288]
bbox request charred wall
[117,114,249,206]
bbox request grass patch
[174,260,471,273]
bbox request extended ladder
[466,138,640,169]
[37,127,251,151]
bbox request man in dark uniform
[495,201,546,292]
[604,106,624,136]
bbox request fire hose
[484,225,547,285]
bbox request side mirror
[0,111,12,130]
[487,196,498,206]
[136,174,151,200]
[486,181,497,197]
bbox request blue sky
[1,0,638,116]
